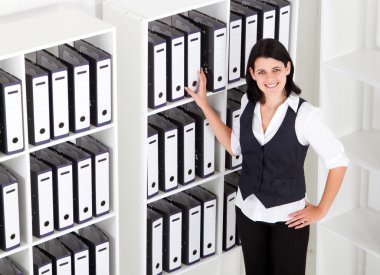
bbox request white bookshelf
[317,0,380,274]
[0,7,119,275]
[103,0,300,274]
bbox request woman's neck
[263,91,287,109]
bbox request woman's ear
[286,61,291,75]
[249,67,256,81]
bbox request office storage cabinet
[103,0,299,274]
[0,8,119,275]
[317,0,380,274]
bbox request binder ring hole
[59,122,65,128]
[170,176,174,182]
[207,243,212,248]
[193,250,197,255]
[64,214,69,220]
[10,234,16,240]
[80,116,86,122]
[173,257,178,263]
[158,92,163,98]
[233,67,237,73]
[156,263,160,269]
[12,137,18,144]
[101,200,106,206]
[207,162,212,168]
[151,182,156,188]
[176,85,181,91]
[44,221,50,227]
[236,155,240,159]
[102,110,107,116]
[188,169,192,175]
[192,81,197,87]
[40,128,46,134]
[229,235,234,241]
[218,76,222,82]
[84,207,89,213]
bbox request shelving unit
[317,0,380,274]
[103,0,299,274]
[0,8,119,275]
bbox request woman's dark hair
[245,38,301,103]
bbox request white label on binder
[97,59,112,124]
[95,152,110,215]
[203,199,216,256]
[37,171,54,236]
[231,109,242,168]
[213,28,226,91]
[77,159,92,221]
[74,65,90,130]
[279,6,291,50]
[96,242,110,275]
[2,182,20,248]
[244,15,258,72]
[152,218,163,275]
[183,123,195,183]
[229,20,242,81]
[263,10,276,39]
[203,120,214,176]
[187,32,201,89]
[171,37,185,100]
[56,256,71,275]
[74,250,89,275]
[169,212,182,270]
[147,135,159,197]
[226,192,236,249]
[32,76,50,143]
[51,71,69,137]
[154,43,167,106]
[164,129,178,190]
[188,205,201,263]
[37,263,52,275]
[57,166,73,229]
[4,84,23,152]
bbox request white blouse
[230,93,349,223]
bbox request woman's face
[249,57,291,98]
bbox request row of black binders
[223,171,241,251]
[229,0,291,82]
[226,86,246,170]
[25,40,112,146]
[147,186,217,275]
[0,257,23,275]
[30,136,110,238]
[33,225,110,275]
[148,11,227,109]
[147,102,215,198]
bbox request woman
[185,38,348,275]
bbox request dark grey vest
[238,98,309,208]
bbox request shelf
[227,78,246,90]
[105,0,225,22]
[224,167,242,176]
[163,253,219,275]
[340,130,380,173]
[32,212,116,246]
[0,242,29,260]
[323,49,380,88]
[0,150,25,163]
[320,208,380,258]
[147,171,223,204]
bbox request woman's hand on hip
[286,201,327,229]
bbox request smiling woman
[185,38,348,275]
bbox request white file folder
[148,115,178,192]
[33,247,53,275]
[229,13,242,83]
[59,44,91,133]
[226,98,242,169]
[187,10,227,92]
[53,142,93,224]
[162,108,195,185]
[0,165,20,251]
[78,225,110,275]
[184,186,216,258]
[77,135,110,217]
[36,50,69,140]
[223,183,237,251]
[225,171,241,247]
[170,14,201,92]
[59,233,90,275]
[148,31,167,109]
[74,40,112,127]
[147,126,159,198]
[37,148,74,231]
[39,239,72,275]
[25,59,51,145]
[149,21,185,102]
[30,155,54,238]
[147,208,163,275]
[167,193,201,265]
[0,257,23,275]
[149,200,182,272]
[0,69,24,155]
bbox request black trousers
[236,207,310,275]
